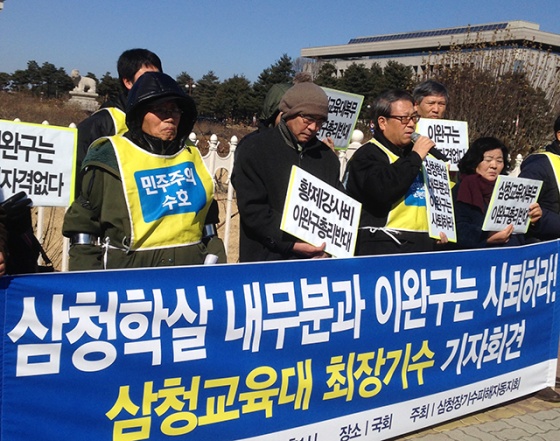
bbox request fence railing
[201,129,367,259]
[25,125,362,271]
[44,128,362,270]
[26,125,524,270]
[197,133,238,255]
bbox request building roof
[348,22,509,45]
[301,21,560,60]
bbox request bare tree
[420,28,560,156]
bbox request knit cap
[279,83,329,120]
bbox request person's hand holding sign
[486,224,514,245]
[529,202,542,225]
[486,202,542,245]
[292,241,329,258]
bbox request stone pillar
[68,91,100,112]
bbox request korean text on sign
[0,119,76,206]
[281,166,361,258]
[482,175,542,234]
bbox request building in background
[301,21,560,97]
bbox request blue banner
[1,241,559,440]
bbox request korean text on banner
[1,241,559,441]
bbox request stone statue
[70,69,97,94]
[68,69,99,112]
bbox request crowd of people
[1,48,559,399]
[0,48,556,273]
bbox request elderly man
[232,82,343,262]
[413,79,449,119]
[519,114,560,403]
[345,89,443,255]
[63,72,225,270]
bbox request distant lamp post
[187,80,196,95]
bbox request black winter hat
[126,72,198,139]
[279,82,328,121]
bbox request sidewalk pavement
[397,393,560,440]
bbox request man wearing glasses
[232,82,343,262]
[345,89,442,255]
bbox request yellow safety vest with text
[372,139,429,232]
[109,136,215,250]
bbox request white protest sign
[482,175,542,234]
[0,119,77,207]
[281,166,361,258]
[416,118,468,171]
[318,87,364,149]
[423,156,456,242]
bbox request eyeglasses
[299,114,326,127]
[148,106,183,119]
[482,156,504,164]
[386,114,421,125]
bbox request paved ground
[396,393,560,440]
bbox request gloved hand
[205,236,227,263]
[0,191,33,233]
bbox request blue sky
[0,0,559,84]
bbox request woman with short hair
[453,136,541,248]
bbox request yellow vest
[104,107,127,135]
[109,136,214,250]
[538,152,560,191]
[371,139,429,232]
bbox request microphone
[410,132,449,161]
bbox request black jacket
[345,131,424,226]
[452,179,526,249]
[519,140,560,240]
[76,94,128,168]
[232,120,343,262]
[344,131,433,255]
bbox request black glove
[1,191,33,233]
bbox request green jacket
[63,139,226,271]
